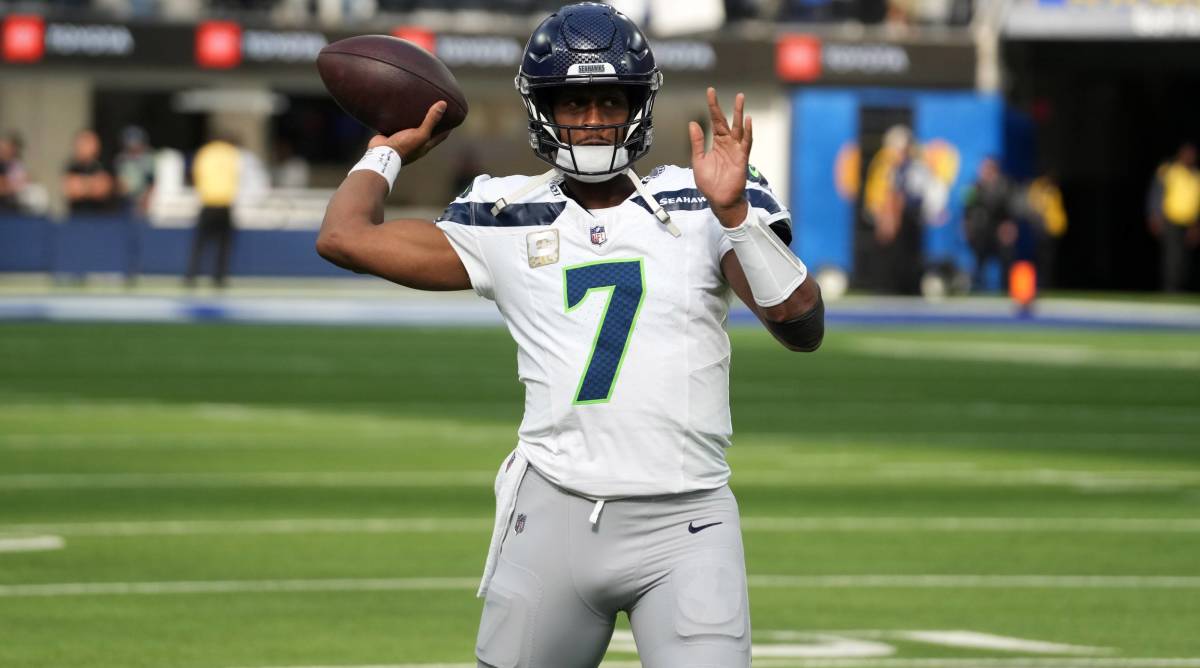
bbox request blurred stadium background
[1,0,1199,666]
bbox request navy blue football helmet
[516,2,662,179]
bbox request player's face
[550,86,630,146]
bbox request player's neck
[561,175,636,211]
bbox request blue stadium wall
[788,87,1006,278]
[0,216,344,277]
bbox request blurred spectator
[115,125,156,215]
[63,129,116,215]
[115,126,156,286]
[186,135,243,289]
[1146,143,1200,293]
[887,0,914,26]
[885,128,940,293]
[963,156,1016,291]
[0,132,28,213]
[862,126,936,294]
[271,138,309,189]
[1021,173,1067,288]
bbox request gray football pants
[475,466,751,668]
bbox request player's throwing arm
[691,87,825,352]
[316,101,471,291]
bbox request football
[316,35,469,138]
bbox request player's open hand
[368,101,451,164]
[690,88,752,228]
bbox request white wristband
[349,146,402,192]
[724,208,808,308]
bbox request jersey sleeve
[718,164,793,259]
[434,174,497,300]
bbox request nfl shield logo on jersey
[514,513,527,534]
[590,225,607,247]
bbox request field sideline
[1,323,1198,667]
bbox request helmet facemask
[518,74,661,182]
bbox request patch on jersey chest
[590,224,608,247]
[526,228,559,268]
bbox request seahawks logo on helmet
[515,2,662,179]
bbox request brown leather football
[316,35,468,138]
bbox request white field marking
[871,468,1200,492]
[0,518,492,537]
[729,470,1198,491]
[6,468,1197,491]
[0,577,478,597]
[755,400,1200,425]
[756,630,1106,656]
[5,575,1200,598]
[0,433,403,450]
[3,429,1194,452]
[0,428,506,451]
[747,575,1200,589]
[740,517,1200,532]
[737,468,1200,491]
[609,629,897,658]
[899,631,1105,655]
[733,660,1200,667]
[875,468,1200,484]
[4,516,1200,539]
[234,660,1200,668]
[0,535,64,553]
[236,665,635,668]
[0,471,495,489]
[851,337,1200,370]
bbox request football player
[317,3,823,666]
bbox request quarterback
[317,3,823,666]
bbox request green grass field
[1,322,1198,668]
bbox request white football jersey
[435,165,791,498]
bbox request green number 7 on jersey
[563,258,646,404]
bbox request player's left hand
[690,87,751,228]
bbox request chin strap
[490,168,561,216]
[625,168,681,238]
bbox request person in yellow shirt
[185,135,242,288]
[1147,143,1200,292]
[1025,173,1067,288]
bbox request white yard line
[0,535,64,553]
[716,660,1200,668]
[3,516,1200,538]
[746,575,1200,589]
[2,430,1193,452]
[0,578,479,597]
[739,517,1200,532]
[851,337,1200,370]
[3,575,1200,598]
[234,659,1200,668]
[0,518,493,536]
[897,631,1104,655]
[0,471,496,489]
[873,468,1200,488]
[3,468,1197,490]
[747,661,1200,668]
